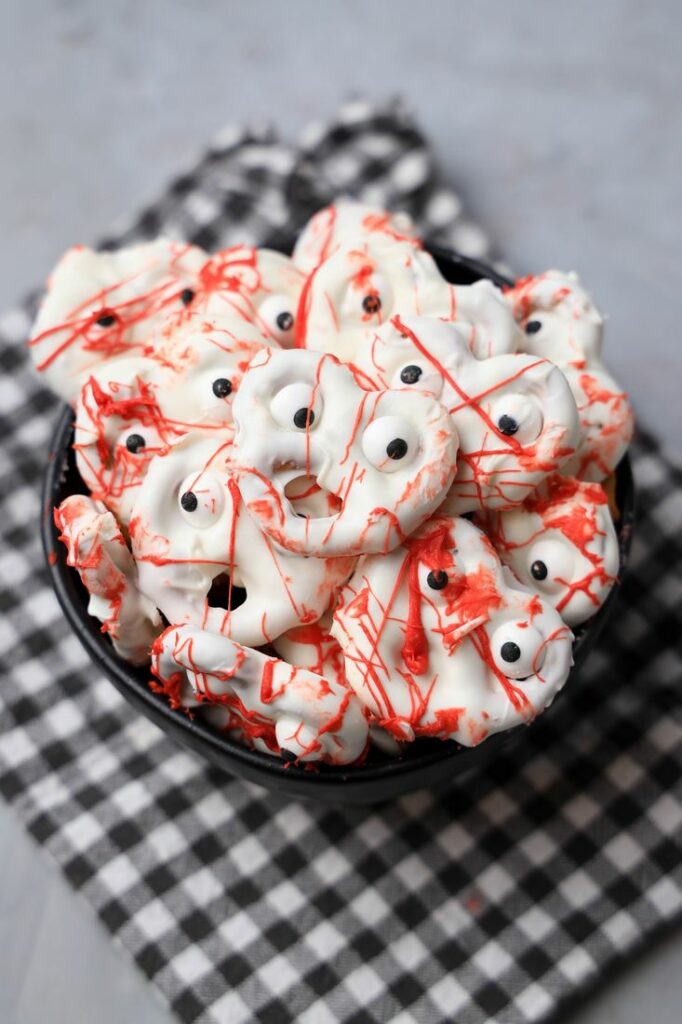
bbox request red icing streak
[260,659,277,704]
[402,555,429,675]
[294,259,322,348]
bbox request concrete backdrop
[1,2,680,1022]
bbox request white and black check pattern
[0,99,681,1024]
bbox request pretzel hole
[284,475,342,519]
[207,573,247,611]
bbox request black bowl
[41,248,636,803]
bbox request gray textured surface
[0,2,681,1022]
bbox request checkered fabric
[1,99,681,1024]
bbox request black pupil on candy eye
[293,407,314,429]
[531,559,548,581]
[362,294,381,314]
[212,378,232,398]
[276,311,294,332]
[96,312,116,327]
[181,491,198,512]
[125,433,145,454]
[525,320,542,334]
[498,414,519,436]
[400,365,422,385]
[386,438,408,460]
[427,569,448,590]
[501,641,521,663]
[180,288,195,305]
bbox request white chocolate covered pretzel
[151,625,368,764]
[74,357,181,526]
[54,494,161,664]
[29,239,206,402]
[478,475,619,627]
[181,246,305,348]
[295,236,519,363]
[73,316,271,525]
[272,618,403,757]
[558,365,633,482]
[151,313,273,432]
[355,315,580,514]
[231,347,459,557]
[292,199,419,273]
[331,514,573,746]
[507,269,605,368]
[506,270,633,480]
[129,432,354,647]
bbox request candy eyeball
[488,393,543,444]
[399,364,423,385]
[361,415,419,472]
[271,381,322,431]
[258,294,296,346]
[118,424,166,458]
[418,563,452,599]
[394,360,445,398]
[177,471,225,528]
[340,272,392,324]
[524,316,545,338]
[490,621,546,679]
[525,538,576,593]
[211,376,233,399]
[87,309,120,337]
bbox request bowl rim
[41,246,637,797]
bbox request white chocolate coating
[54,494,161,664]
[231,348,459,557]
[129,432,355,647]
[355,315,580,514]
[292,199,420,274]
[151,625,368,765]
[331,514,573,746]
[29,239,206,402]
[506,271,633,480]
[187,246,305,348]
[296,235,520,363]
[478,475,619,627]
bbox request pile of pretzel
[30,200,633,766]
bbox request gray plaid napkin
[0,98,681,1024]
